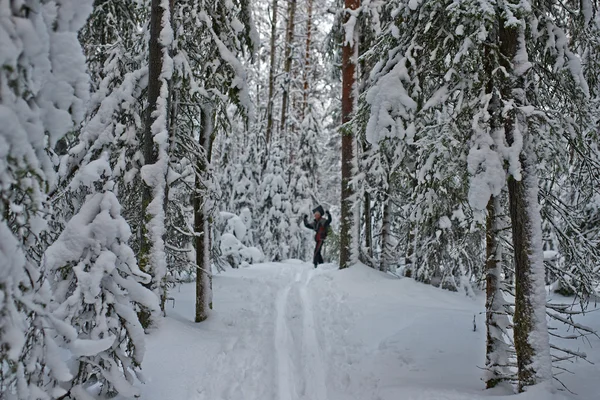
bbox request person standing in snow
[303,205,332,268]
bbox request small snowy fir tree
[258,145,293,261]
[288,104,322,260]
[44,160,159,399]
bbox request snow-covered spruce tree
[537,3,600,303]
[59,1,151,260]
[168,0,257,321]
[44,160,159,399]
[530,1,600,380]
[58,0,149,232]
[360,0,596,390]
[226,146,259,248]
[466,0,600,390]
[78,0,148,91]
[361,0,486,290]
[258,145,293,261]
[0,0,94,397]
[288,104,322,260]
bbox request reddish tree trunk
[339,0,360,269]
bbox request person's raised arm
[325,210,332,227]
[303,215,315,229]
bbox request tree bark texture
[499,14,551,391]
[485,196,509,388]
[380,194,393,273]
[139,0,172,327]
[364,191,373,260]
[301,0,314,121]
[265,0,279,148]
[195,104,214,323]
[339,0,360,270]
[280,0,297,135]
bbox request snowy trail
[274,281,293,400]
[274,265,328,400]
[140,261,600,400]
[299,269,328,400]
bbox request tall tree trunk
[499,15,551,391]
[265,0,279,148]
[485,196,510,388]
[339,0,360,269]
[280,0,297,135]
[195,104,214,322]
[483,23,511,387]
[404,175,418,277]
[139,0,173,327]
[364,191,373,260]
[380,193,393,273]
[300,0,314,121]
[507,148,552,391]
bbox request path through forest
[136,262,600,400]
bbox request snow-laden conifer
[45,159,159,398]
[0,0,93,396]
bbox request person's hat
[312,205,325,215]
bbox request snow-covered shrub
[215,211,264,268]
[257,146,293,261]
[44,186,159,398]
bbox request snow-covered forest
[1,0,600,399]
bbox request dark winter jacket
[304,211,332,242]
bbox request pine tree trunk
[139,0,173,327]
[499,16,551,391]
[280,0,297,135]
[300,0,314,121]
[507,150,552,391]
[364,191,373,260]
[380,194,392,273]
[265,0,279,148]
[485,195,509,388]
[339,0,360,270]
[195,104,214,323]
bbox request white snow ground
[136,262,600,400]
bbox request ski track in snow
[299,269,328,400]
[274,265,329,400]
[141,262,600,400]
[274,281,293,400]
